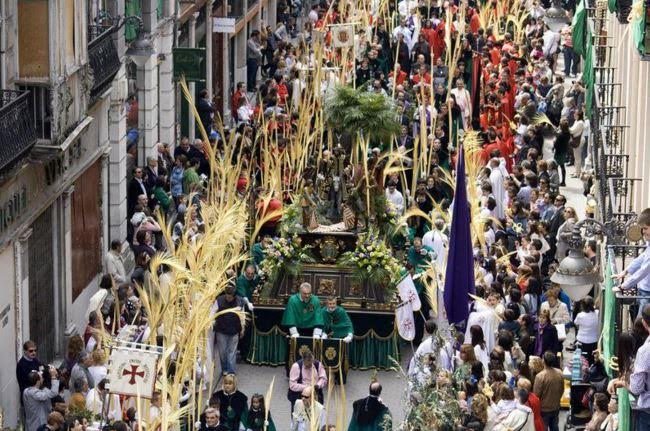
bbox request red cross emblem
[122,364,145,385]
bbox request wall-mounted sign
[173,47,206,82]
[213,17,236,34]
[0,187,27,234]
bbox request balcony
[0,90,37,173]
[88,24,121,101]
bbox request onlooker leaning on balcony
[614,208,650,317]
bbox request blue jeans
[541,410,559,431]
[636,410,650,430]
[246,58,259,91]
[216,332,239,374]
[563,47,579,75]
[637,290,650,318]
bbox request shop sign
[0,187,28,234]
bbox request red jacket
[527,392,545,431]
[389,70,408,86]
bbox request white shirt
[392,25,412,49]
[88,365,107,385]
[542,30,560,56]
[569,119,585,138]
[86,388,122,420]
[574,310,600,344]
[422,229,448,270]
[237,105,254,123]
[385,188,405,214]
[474,344,490,373]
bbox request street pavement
[234,346,412,429]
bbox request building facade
[605,13,650,212]
[212,0,277,122]
[0,0,189,425]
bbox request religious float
[248,200,405,371]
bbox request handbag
[555,323,567,341]
[570,135,582,148]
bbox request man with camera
[23,367,60,431]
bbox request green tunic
[348,402,392,431]
[281,294,324,329]
[322,306,354,338]
[236,274,259,301]
[251,242,265,268]
[240,409,276,431]
[407,245,433,273]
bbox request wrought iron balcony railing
[0,90,37,173]
[88,25,121,100]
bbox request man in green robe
[250,236,271,269]
[281,282,325,337]
[348,382,392,431]
[406,237,434,273]
[321,297,354,342]
[236,264,259,301]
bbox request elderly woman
[555,206,577,261]
[540,288,571,326]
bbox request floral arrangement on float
[338,229,401,297]
[258,235,315,285]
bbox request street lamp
[551,219,613,302]
[544,0,570,32]
[123,16,156,67]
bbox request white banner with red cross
[107,344,160,398]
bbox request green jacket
[183,167,201,193]
[281,294,324,329]
[153,186,171,213]
[322,306,354,338]
[236,274,259,301]
[348,398,392,431]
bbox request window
[18,85,52,140]
[65,0,76,66]
[231,0,245,19]
[18,0,50,78]
[71,160,102,300]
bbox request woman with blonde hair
[88,349,108,384]
[461,392,489,430]
[213,373,248,431]
[459,343,479,368]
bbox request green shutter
[125,0,142,42]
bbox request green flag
[631,1,647,55]
[608,0,617,13]
[602,256,616,378]
[572,0,587,56]
[618,387,631,431]
[584,31,595,116]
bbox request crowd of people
[14,0,650,430]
